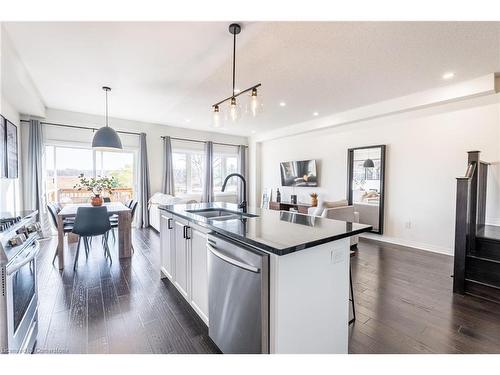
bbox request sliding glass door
[45,144,137,205]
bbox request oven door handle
[6,240,40,276]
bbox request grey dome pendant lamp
[363,158,375,168]
[92,86,123,151]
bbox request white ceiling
[3,21,500,136]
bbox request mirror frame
[347,144,386,235]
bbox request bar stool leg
[349,263,356,325]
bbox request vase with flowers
[74,174,118,206]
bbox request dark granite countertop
[159,202,372,256]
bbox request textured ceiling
[3,21,500,136]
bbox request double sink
[186,208,258,221]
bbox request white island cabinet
[160,215,209,324]
[159,212,175,281]
[159,203,367,354]
[269,237,350,354]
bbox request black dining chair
[48,203,74,264]
[125,199,133,208]
[109,201,138,251]
[71,206,112,270]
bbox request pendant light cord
[232,30,236,97]
[105,89,109,127]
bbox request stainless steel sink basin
[186,208,258,220]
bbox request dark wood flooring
[35,228,219,354]
[35,228,500,354]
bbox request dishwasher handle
[207,243,260,273]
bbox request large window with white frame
[172,141,239,196]
[44,143,137,204]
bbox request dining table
[56,202,132,270]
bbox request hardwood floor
[350,238,500,354]
[35,228,500,354]
[35,228,219,354]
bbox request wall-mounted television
[280,159,318,187]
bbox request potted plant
[74,174,118,206]
[310,192,319,207]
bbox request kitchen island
[158,202,371,354]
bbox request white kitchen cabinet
[159,213,209,324]
[174,219,189,298]
[160,213,175,281]
[189,227,209,323]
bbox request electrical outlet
[330,249,344,264]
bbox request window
[172,143,239,195]
[213,154,238,192]
[96,151,134,189]
[44,144,136,204]
[173,151,205,194]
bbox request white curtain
[161,136,175,195]
[24,119,51,236]
[202,141,214,203]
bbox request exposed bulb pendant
[211,23,262,126]
[212,105,221,128]
[229,97,239,122]
[250,87,260,117]
[92,86,123,151]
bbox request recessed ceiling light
[184,119,191,123]
[442,72,455,80]
[251,130,256,134]
[279,101,286,107]
[313,112,319,116]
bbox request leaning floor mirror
[347,145,386,234]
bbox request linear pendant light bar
[212,83,262,108]
[211,23,262,120]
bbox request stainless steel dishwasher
[207,233,269,354]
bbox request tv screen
[280,159,318,187]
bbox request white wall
[23,108,248,198]
[0,98,22,213]
[257,93,500,255]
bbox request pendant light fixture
[363,159,375,168]
[363,158,375,180]
[212,23,262,126]
[92,86,123,151]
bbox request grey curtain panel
[237,145,247,204]
[161,136,175,195]
[25,119,50,236]
[202,141,214,203]
[138,133,151,228]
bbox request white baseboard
[486,217,500,226]
[359,233,453,257]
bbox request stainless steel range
[0,210,41,354]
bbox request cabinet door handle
[183,225,187,239]
[167,218,173,229]
[185,226,191,240]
